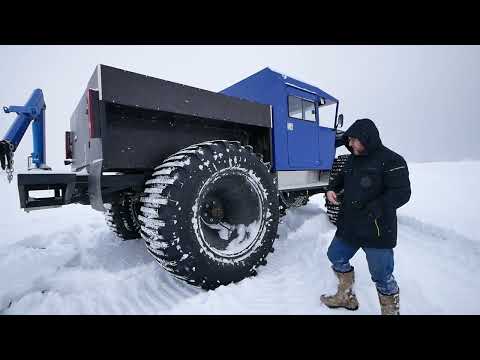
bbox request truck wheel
[325,155,350,225]
[139,140,280,290]
[105,194,142,240]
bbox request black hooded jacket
[328,119,411,248]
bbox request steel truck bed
[70,64,273,172]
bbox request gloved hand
[0,140,13,170]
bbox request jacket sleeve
[365,156,411,218]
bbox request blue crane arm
[1,89,49,182]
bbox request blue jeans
[326,235,399,295]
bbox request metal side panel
[101,104,271,170]
[277,170,330,191]
[98,64,272,128]
[70,68,102,172]
[70,88,89,170]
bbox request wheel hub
[200,199,225,224]
[196,170,264,258]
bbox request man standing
[321,118,411,315]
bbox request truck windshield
[318,102,337,127]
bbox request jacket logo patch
[360,176,372,188]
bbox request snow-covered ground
[0,161,479,314]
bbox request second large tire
[105,194,142,240]
[325,154,350,225]
[139,140,280,290]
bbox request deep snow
[0,161,479,314]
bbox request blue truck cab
[222,67,339,172]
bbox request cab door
[286,87,320,168]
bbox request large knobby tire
[139,140,280,290]
[325,154,350,225]
[105,194,142,240]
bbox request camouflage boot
[320,269,359,311]
[377,290,400,315]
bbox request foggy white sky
[1,45,479,172]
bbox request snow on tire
[139,140,280,290]
[105,194,142,240]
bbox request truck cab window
[288,96,303,119]
[288,96,316,122]
[303,99,316,121]
[318,102,337,126]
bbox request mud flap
[88,159,106,212]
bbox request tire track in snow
[398,215,480,251]
[135,278,164,313]
[395,215,480,314]
[1,225,203,314]
[398,215,480,276]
